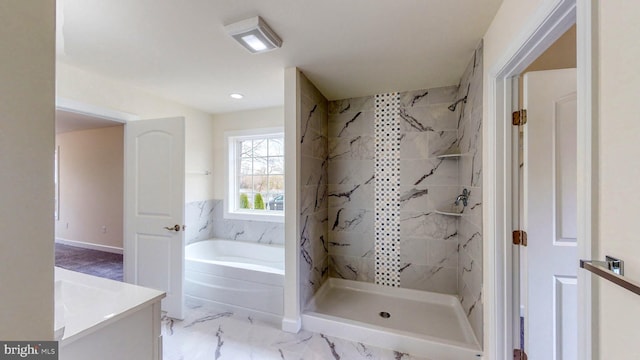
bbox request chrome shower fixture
[448,96,467,112]
[455,188,469,207]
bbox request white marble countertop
[55,267,165,345]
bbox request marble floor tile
[162,299,432,360]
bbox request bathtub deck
[302,278,482,360]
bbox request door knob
[164,224,181,231]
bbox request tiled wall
[327,85,461,294]
[298,72,330,310]
[374,93,402,287]
[398,86,461,294]
[456,41,484,343]
[327,96,376,282]
[184,199,285,245]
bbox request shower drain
[379,311,391,319]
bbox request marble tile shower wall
[327,85,461,294]
[456,41,484,343]
[298,73,329,310]
[327,96,375,282]
[184,199,284,245]
[398,87,461,294]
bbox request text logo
[0,342,57,359]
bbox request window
[226,128,284,222]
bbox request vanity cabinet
[56,268,165,360]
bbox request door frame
[56,97,140,123]
[54,97,139,253]
[485,0,594,359]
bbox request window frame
[225,127,285,223]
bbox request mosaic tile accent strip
[374,92,401,287]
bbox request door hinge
[514,349,528,360]
[512,109,527,126]
[512,230,528,246]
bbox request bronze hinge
[512,109,527,126]
[514,349,528,360]
[513,230,528,246]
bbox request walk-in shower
[293,41,484,359]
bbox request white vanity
[55,267,165,360]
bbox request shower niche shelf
[435,204,465,217]
[435,153,467,159]
[435,146,465,159]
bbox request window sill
[223,210,284,223]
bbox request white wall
[56,126,124,249]
[595,1,640,358]
[211,106,284,200]
[56,62,215,203]
[483,0,548,80]
[282,67,301,332]
[0,0,55,339]
[485,0,640,358]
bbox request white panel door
[125,117,185,319]
[523,69,577,359]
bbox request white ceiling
[57,0,502,114]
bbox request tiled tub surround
[184,200,287,323]
[327,85,462,295]
[298,72,330,310]
[455,41,484,343]
[184,199,284,245]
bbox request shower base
[301,278,482,360]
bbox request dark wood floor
[55,243,123,281]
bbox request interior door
[523,69,577,359]
[124,117,185,319]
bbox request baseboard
[281,316,301,333]
[55,238,123,254]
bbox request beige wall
[0,0,55,339]
[525,24,576,72]
[55,126,124,249]
[211,106,284,200]
[519,24,576,107]
[56,63,215,203]
[596,1,640,358]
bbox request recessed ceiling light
[225,16,282,54]
[230,93,244,99]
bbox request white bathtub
[185,239,285,321]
